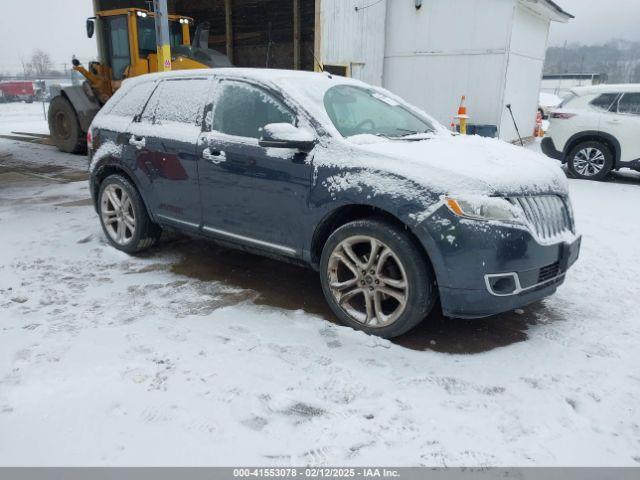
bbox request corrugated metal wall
[319,0,388,86]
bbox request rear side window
[212,81,295,139]
[108,82,156,118]
[143,78,209,126]
[590,93,619,112]
[617,93,640,115]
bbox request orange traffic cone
[456,96,470,135]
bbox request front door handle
[202,147,226,164]
[129,135,146,149]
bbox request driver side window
[211,81,295,139]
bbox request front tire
[98,174,161,254]
[320,219,437,339]
[567,141,613,180]
[48,96,86,154]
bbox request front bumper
[419,207,581,319]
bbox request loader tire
[48,96,86,154]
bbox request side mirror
[86,18,95,38]
[258,123,316,151]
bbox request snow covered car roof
[115,68,449,139]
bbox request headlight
[445,196,523,222]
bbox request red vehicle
[0,81,35,103]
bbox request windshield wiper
[394,128,421,134]
[388,128,434,139]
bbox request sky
[1,0,639,74]
[0,0,97,75]
[547,0,640,46]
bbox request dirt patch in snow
[0,160,87,185]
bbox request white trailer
[318,0,572,142]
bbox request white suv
[541,85,640,180]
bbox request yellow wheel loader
[48,7,232,153]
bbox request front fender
[310,167,452,288]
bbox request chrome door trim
[156,214,200,229]
[202,225,297,256]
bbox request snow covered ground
[0,101,50,136]
[0,103,639,466]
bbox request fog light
[491,277,516,294]
[485,273,520,296]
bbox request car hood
[341,133,569,197]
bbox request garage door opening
[171,0,317,72]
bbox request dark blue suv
[88,69,581,338]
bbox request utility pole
[293,0,301,69]
[153,0,172,72]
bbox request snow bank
[0,102,49,136]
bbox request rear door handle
[202,147,226,164]
[129,135,146,149]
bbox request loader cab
[92,8,193,84]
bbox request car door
[600,92,640,163]
[127,76,211,230]
[197,79,313,257]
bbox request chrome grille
[510,195,573,242]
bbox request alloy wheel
[327,235,409,327]
[101,184,136,245]
[573,147,605,177]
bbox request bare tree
[27,50,53,77]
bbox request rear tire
[567,141,613,181]
[98,174,161,254]
[320,219,437,339]
[48,95,86,154]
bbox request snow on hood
[329,133,569,197]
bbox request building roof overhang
[518,0,574,23]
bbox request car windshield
[323,85,435,138]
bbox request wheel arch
[310,204,440,282]
[563,131,621,167]
[91,161,152,219]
